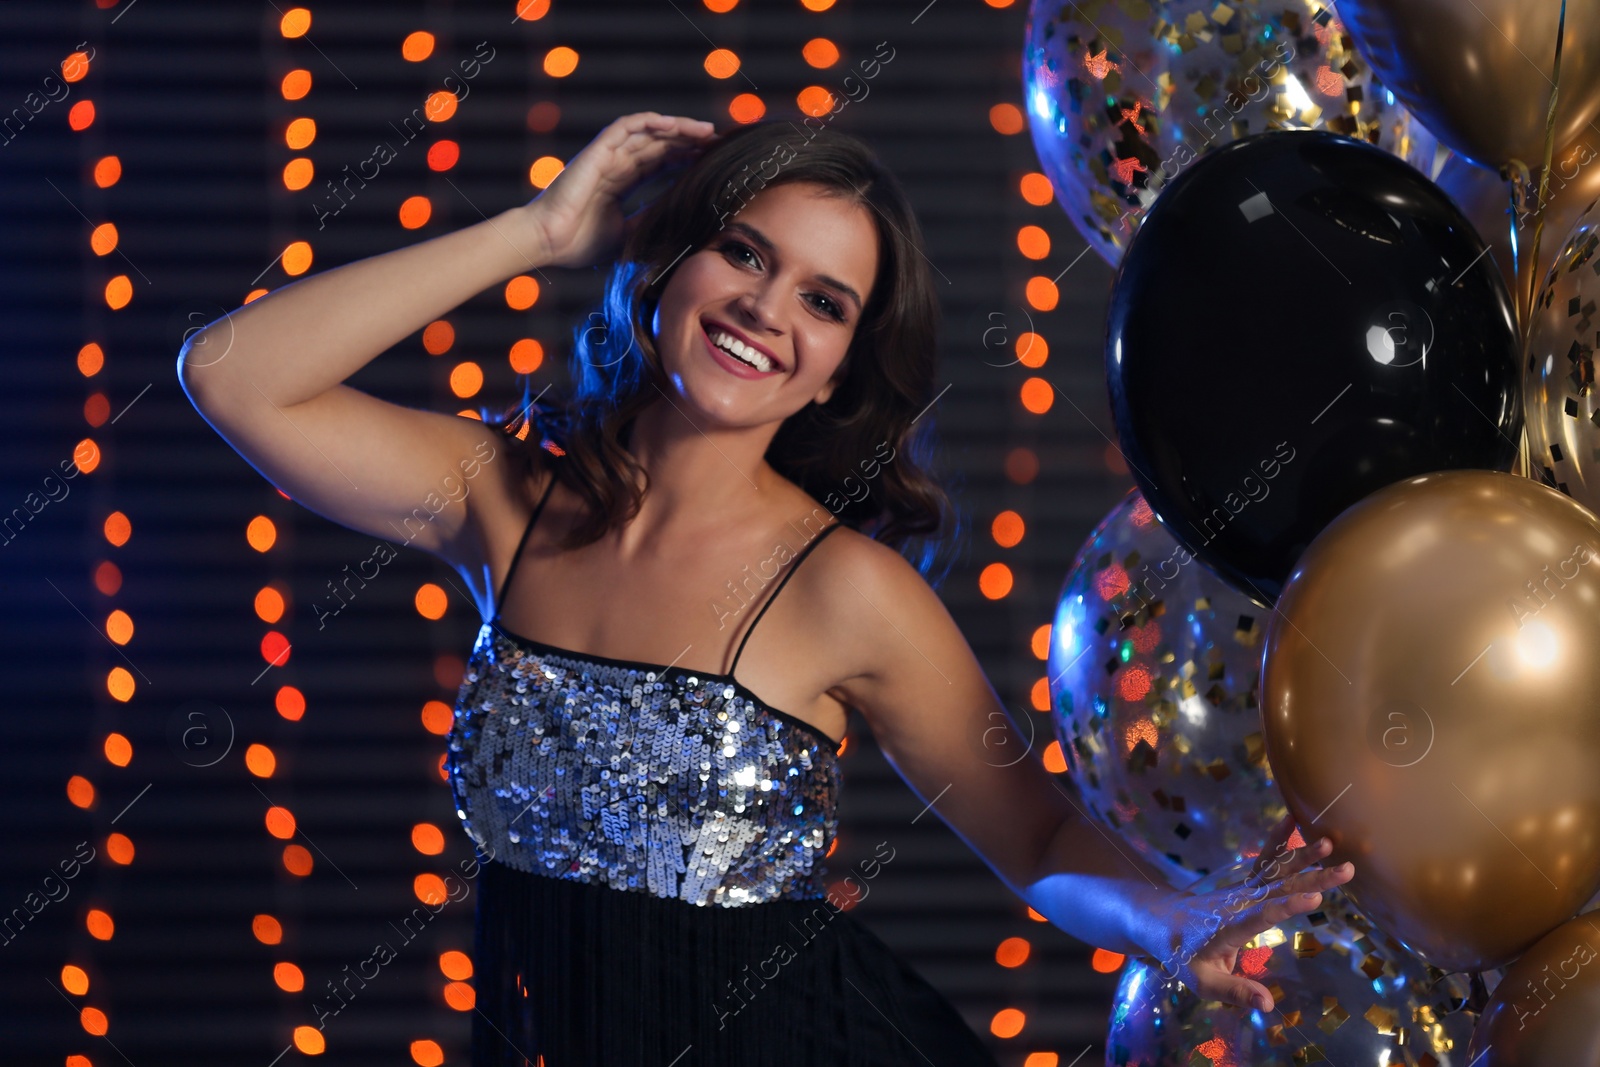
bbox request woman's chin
[672,377,798,433]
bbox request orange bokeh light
[990,103,1025,134]
[399,195,433,229]
[991,511,1024,548]
[283,844,314,876]
[505,275,541,309]
[253,914,283,944]
[1092,947,1127,972]
[509,338,544,374]
[421,700,453,735]
[103,732,132,766]
[979,563,1014,600]
[105,832,134,865]
[1020,172,1054,205]
[704,49,741,79]
[990,1007,1026,1038]
[264,806,296,840]
[246,743,277,778]
[415,873,449,904]
[280,8,311,37]
[402,31,435,62]
[544,46,579,77]
[797,86,835,117]
[995,936,1031,967]
[417,582,450,618]
[67,776,95,809]
[62,964,90,995]
[277,685,306,721]
[281,70,311,100]
[729,93,766,124]
[412,823,446,855]
[1017,225,1050,260]
[802,38,839,68]
[275,961,305,992]
[1020,377,1053,414]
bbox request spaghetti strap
[727,521,845,679]
[494,473,558,617]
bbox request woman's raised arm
[174,203,549,563]
[174,112,715,566]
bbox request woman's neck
[615,397,786,551]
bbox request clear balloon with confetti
[1023,0,1442,266]
[1048,489,1282,888]
[1106,866,1493,1066]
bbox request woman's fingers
[1218,884,1331,953]
[1256,837,1330,888]
[609,113,716,154]
[1245,833,1332,894]
[1192,966,1275,1013]
[599,121,717,194]
[577,113,715,186]
[1253,857,1355,906]
[1247,814,1297,882]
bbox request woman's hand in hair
[522,112,717,269]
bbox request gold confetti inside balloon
[1466,913,1600,1065]
[1525,198,1600,517]
[1262,469,1600,974]
[1437,137,1600,327]
[1108,867,1493,1067]
[1023,0,1441,267]
[1049,490,1285,888]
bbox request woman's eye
[722,242,759,267]
[810,294,844,320]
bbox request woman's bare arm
[176,206,548,560]
[175,112,716,567]
[817,531,1353,1013]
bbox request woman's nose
[734,287,782,333]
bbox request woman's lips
[702,326,782,378]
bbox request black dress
[447,474,1000,1066]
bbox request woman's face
[651,180,879,429]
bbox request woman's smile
[702,319,784,376]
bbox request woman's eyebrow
[724,221,864,313]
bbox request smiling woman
[178,110,1351,1067]
[503,119,954,577]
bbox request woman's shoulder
[776,488,928,601]
[459,419,554,528]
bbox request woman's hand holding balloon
[1141,819,1354,1014]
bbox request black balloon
[1105,129,1522,605]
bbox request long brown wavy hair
[483,118,964,585]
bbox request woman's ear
[814,354,848,406]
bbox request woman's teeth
[708,328,775,372]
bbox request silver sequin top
[445,488,846,908]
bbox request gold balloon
[1262,469,1600,973]
[1466,913,1600,1063]
[1438,137,1600,324]
[1339,0,1600,170]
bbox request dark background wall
[0,0,1135,1063]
